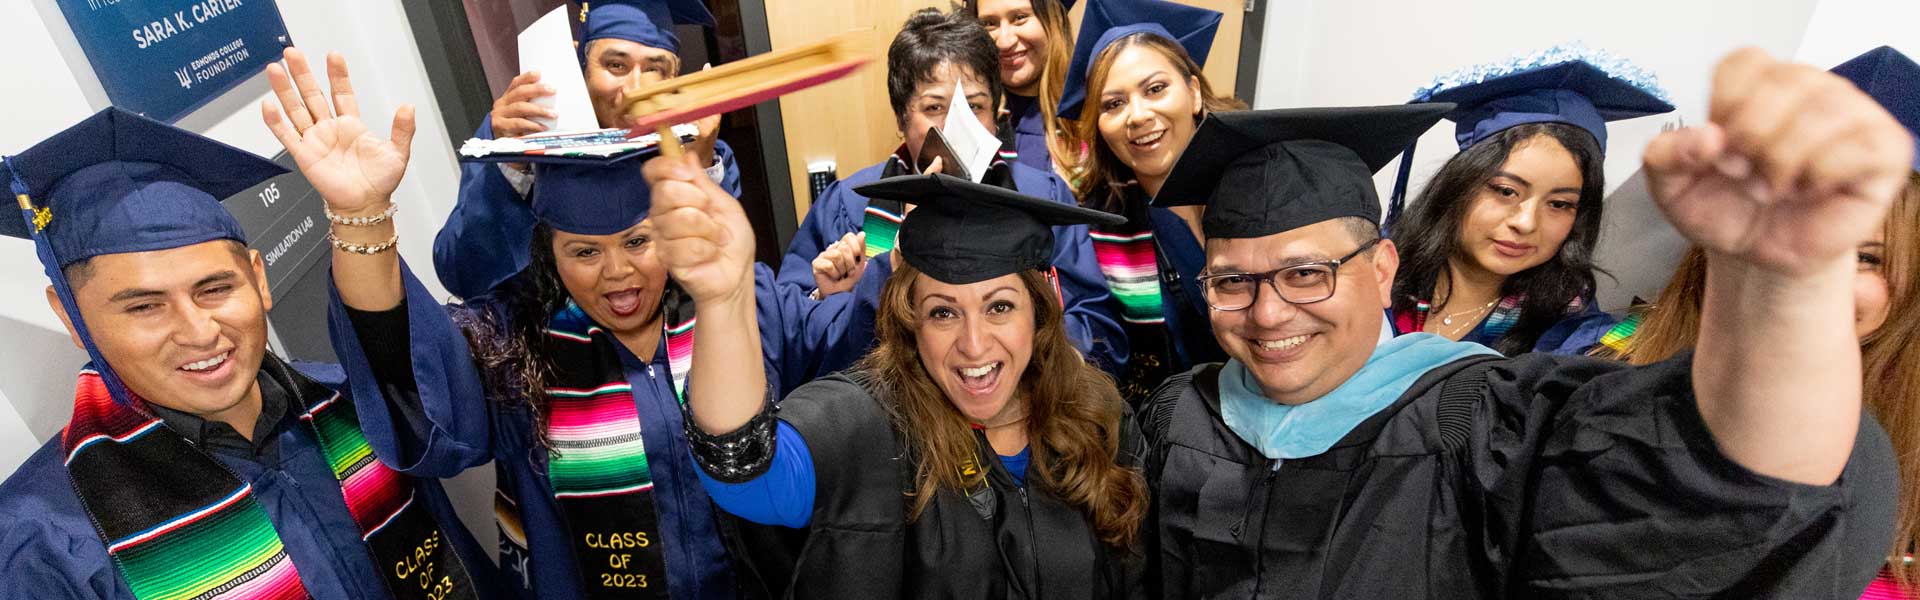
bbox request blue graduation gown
[0,363,499,600]
[1144,204,1227,370]
[433,115,745,299]
[1002,94,1053,175]
[326,261,850,600]
[777,157,1128,374]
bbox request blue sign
[54,0,292,123]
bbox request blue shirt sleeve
[696,421,816,528]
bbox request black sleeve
[341,300,431,460]
[1470,352,1899,598]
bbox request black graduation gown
[1139,352,1899,599]
[770,372,1140,599]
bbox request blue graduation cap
[1386,44,1673,229]
[579,0,716,59]
[525,150,656,235]
[1054,0,1222,120]
[2,107,286,405]
[1829,46,1920,171]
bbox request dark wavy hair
[887,8,1003,130]
[452,224,571,448]
[1389,122,1609,355]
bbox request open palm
[261,48,416,215]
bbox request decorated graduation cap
[1829,46,1920,171]
[2,107,287,406]
[523,150,657,235]
[853,173,1125,284]
[1384,45,1673,228]
[1054,0,1222,119]
[578,0,716,60]
[1152,104,1453,240]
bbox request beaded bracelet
[327,231,398,255]
[324,203,398,227]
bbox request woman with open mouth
[328,141,856,598]
[1386,45,1674,355]
[1055,0,1246,404]
[651,166,1148,598]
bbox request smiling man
[1138,48,1908,599]
[0,108,495,600]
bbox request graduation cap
[523,149,657,236]
[1152,104,1453,240]
[1829,46,1920,171]
[1385,44,1674,228]
[853,173,1125,284]
[1054,0,1222,120]
[2,107,287,406]
[579,0,716,57]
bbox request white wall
[0,0,496,554]
[1252,0,1840,310]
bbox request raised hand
[261,47,416,216]
[490,71,557,139]
[811,232,867,298]
[643,153,756,306]
[1644,48,1913,277]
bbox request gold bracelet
[328,231,398,255]
[324,203,398,227]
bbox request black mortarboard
[2,107,286,406]
[853,174,1125,284]
[1153,104,1452,239]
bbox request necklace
[1434,299,1497,327]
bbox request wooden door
[765,0,1251,221]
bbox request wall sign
[54,0,292,123]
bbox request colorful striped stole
[60,360,475,600]
[1598,310,1645,353]
[537,289,697,598]
[861,200,905,259]
[1090,229,1165,325]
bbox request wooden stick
[655,125,683,159]
[620,36,869,135]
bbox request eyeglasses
[1196,238,1380,311]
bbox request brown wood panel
[765,0,941,221]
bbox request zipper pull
[1230,460,1283,539]
[647,364,656,378]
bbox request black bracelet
[684,385,779,484]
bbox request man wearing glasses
[1135,49,1908,599]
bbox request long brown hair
[1064,32,1244,211]
[856,260,1148,548]
[1595,173,1920,580]
[963,0,1076,177]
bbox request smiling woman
[1388,48,1675,355]
[664,171,1147,598]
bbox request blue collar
[1220,322,1499,460]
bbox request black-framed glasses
[1196,238,1380,311]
